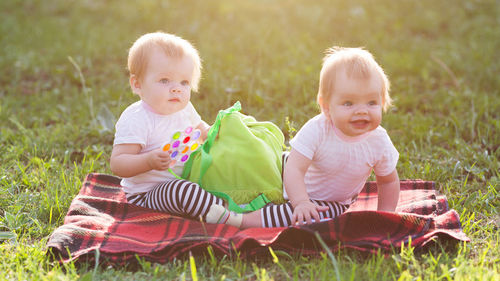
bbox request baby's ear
[129,75,141,95]
[318,96,329,114]
[318,96,334,123]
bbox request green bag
[182,101,285,213]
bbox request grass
[0,0,499,280]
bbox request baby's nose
[171,87,182,93]
[355,105,368,114]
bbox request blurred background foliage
[0,0,498,278]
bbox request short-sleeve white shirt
[113,100,202,195]
[288,114,399,204]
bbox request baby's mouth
[350,119,370,128]
[168,98,181,102]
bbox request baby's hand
[146,149,172,171]
[292,201,330,225]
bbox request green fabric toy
[182,101,286,213]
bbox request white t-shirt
[113,100,202,195]
[288,113,399,204]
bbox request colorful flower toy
[162,127,202,168]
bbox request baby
[206,47,400,228]
[110,32,226,220]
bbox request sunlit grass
[0,0,498,280]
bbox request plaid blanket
[47,173,469,265]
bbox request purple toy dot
[171,151,179,158]
[181,154,189,162]
[192,130,201,140]
[172,140,180,148]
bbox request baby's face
[325,69,383,137]
[133,47,194,115]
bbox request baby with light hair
[207,47,401,228]
[111,32,228,221]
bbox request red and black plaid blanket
[47,173,469,265]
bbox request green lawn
[0,0,498,280]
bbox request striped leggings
[126,152,349,227]
[260,200,349,227]
[127,179,349,227]
[127,179,224,221]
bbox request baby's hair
[128,31,202,92]
[317,47,392,111]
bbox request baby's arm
[375,169,400,212]
[284,148,329,225]
[110,143,171,178]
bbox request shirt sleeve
[373,133,399,176]
[113,110,149,148]
[289,117,321,160]
[185,102,202,127]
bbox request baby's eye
[368,100,378,106]
[160,78,170,84]
[343,101,353,106]
[181,80,190,86]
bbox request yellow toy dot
[173,132,181,140]
[190,143,199,151]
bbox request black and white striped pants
[126,151,350,227]
[260,199,349,228]
[126,179,224,221]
